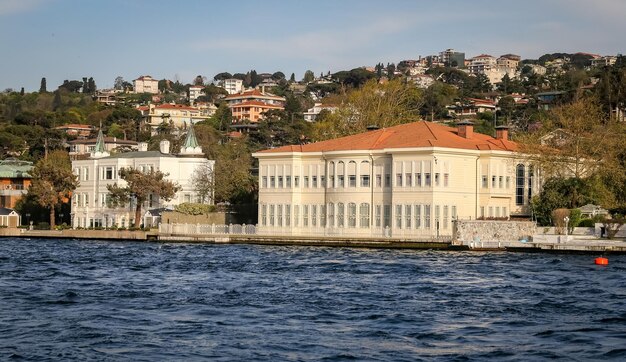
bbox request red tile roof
[258,121,518,154]
[154,104,198,111]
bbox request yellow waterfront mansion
[253,121,540,238]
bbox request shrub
[174,203,216,215]
[568,208,582,234]
[578,219,595,227]
[551,208,570,234]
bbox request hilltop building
[138,103,214,132]
[70,127,214,228]
[253,121,539,238]
[0,159,32,209]
[224,89,286,123]
[133,75,160,94]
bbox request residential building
[68,137,138,160]
[0,159,32,209]
[222,78,244,95]
[133,75,160,94]
[440,49,465,68]
[591,55,617,68]
[140,103,213,131]
[447,98,496,117]
[525,64,547,75]
[188,85,204,103]
[253,121,539,238]
[55,124,96,138]
[70,127,214,228]
[497,54,521,71]
[0,207,20,228]
[224,89,286,123]
[303,103,338,122]
[95,89,121,106]
[468,54,497,74]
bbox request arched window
[348,202,357,227]
[360,161,371,187]
[329,161,335,188]
[337,202,345,227]
[328,203,335,227]
[516,164,525,205]
[348,161,357,187]
[359,203,370,228]
[337,161,345,187]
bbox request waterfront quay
[2,225,626,254]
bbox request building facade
[133,75,160,94]
[253,121,539,238]
[70,128,214,228]
[222,78,244,94]
[0,159,32,209]
[140,103,213,131]
[224,89,286,123]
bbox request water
[0,238,625,361]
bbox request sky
[1,0,625,91]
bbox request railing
[159,223,453,241]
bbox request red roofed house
[224,89,286,123]
[142,103,214,132]
[56,124,96,138]
[253,121,540,238]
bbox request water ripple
[0,238,625,361]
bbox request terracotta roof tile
[258,121,518,154]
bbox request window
[405,205,412,229]
[302,205,309,227]
[311,205,317,227]
[328,203,335,227]
[349,175,356,187]
[348,203,357,227]
[443,206,449,229]
[278,176,283,188]
[435,205,440,230]
[416,173,422,187]
[375,205,382,227]
[312,175,317,188]
[395,205,402,229]
[506,176,510,189]
[376,174,382,188]
[184,194,191,203]
[320,175,325,188]
[384,174,391,187]
[489,206,493,217]
[104,166,114,180]
[277,205,283,226]
[337,203,345,227]
[405,173,412,187]
[503,207,507,218]
[320,205,326,227]
[415,205,421,228]
[452,206,457,221]
[499,176,503,188]
[492,175,496,188]
[383,205,391,228]
[269,204,275,226]
[516,164,525,205]
[480,206,485,218]
[303,176,309,188]
[425,173,431,186]
[285,205,291,226]
[435,173,440,186]
[444,173,449,187]
[482,175,488,188]
[262,176,268,188]
[294,205,300,227]
[286,176,291,188]
[359,203,370,228]
[270,176,276,188]
[424,205,431,229]
[82,167,89,181]
[361,174,370,187]
[495,206,500,218]
[294,176,300,187]
[396,173,403,187]
[338,175,345,187]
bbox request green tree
[213,139,255,204]
[39,77,47,93]
[214,72,233,81]
[27,150,78,229]
[289,73,296,82]
[107,168,180,228]
[303,70,315,83]
[422,82,457,121]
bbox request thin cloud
[0,0,47,16]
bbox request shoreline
[2,228,626,254]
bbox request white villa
[71,127,214,228]
[253,121,540,238]
[133,75,160,94]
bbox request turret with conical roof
[179,123,203,156]
[91,129,110,158]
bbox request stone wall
[454,220,536,243]
[161,211,232,225]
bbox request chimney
[159,139,170,154]
[457,120,474,139]
[138,142,148,152]
[495,125,509,140]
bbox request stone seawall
[454,220,536,243]
[0,228,151,240]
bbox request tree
[39,77,47,93]
[87,77,96,94]
[114,76,125,90]
[303,70,315,83]
[213,140,255,204]
[422,82,457,121]
[289,73,296,83]
[191,162,215,204]
[107,168,180,228]
[193,75,206,86]
[214,72,233,82]
[27,150,78,229]
[271,72,285,81]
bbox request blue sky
[1,0,625,91]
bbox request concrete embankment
[0,228,154,241]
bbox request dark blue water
[0,238,625,361]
